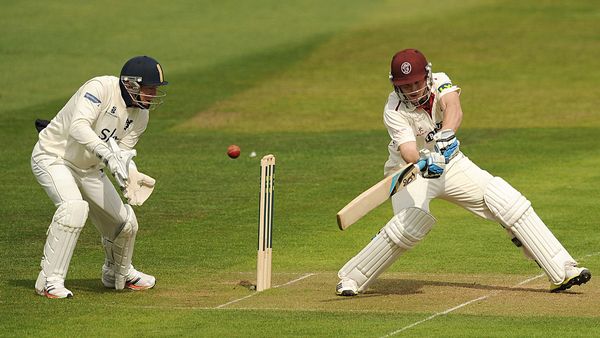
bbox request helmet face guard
[389,49,432,110]
[120,56,168,110]
[120,75,166,110]
[391,65,433,110]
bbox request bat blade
[336,164,419,230]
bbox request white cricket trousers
[31,142,129,238]
[392,152,497,221]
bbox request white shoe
[102,264,156,290]
[550,265,591,292]
[35,272,73,299]
[336,278,358,296]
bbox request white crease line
[380,252,599,337]
[515,273,545,286]
[273,273,316,289]
[215,293,256,309]
[215,273,315,309]
[380,295,490,337]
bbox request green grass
[1,0,600,337]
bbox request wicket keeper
[31,56,167,298]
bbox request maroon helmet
[389,49,432,109]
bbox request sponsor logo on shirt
[124,118,133,131]
[84,92,101,104]
[424,122,443,143]
[104,106,118,118]
[437,83,453,93]
[100,128,116,141]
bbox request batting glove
[433,129,460,163]
[418,149,445,179]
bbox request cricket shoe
[35,272,73,299]
[550,265,591,293]
[102,264,156,290]
[336,278,358,296]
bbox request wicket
[257,154,275,291]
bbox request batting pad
[484,177,575,284]
[40,200,89,280]
[339,207,435,292]
[102,204,138,289]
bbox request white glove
[433,129,460,163]
[123,164,156,206]
[93,138,136,188]
[418,149,446,179]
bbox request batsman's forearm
[399,141,420,164]
[440,91,463,132]
[442,108,462,132]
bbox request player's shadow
[324,277,581,302]
[10,279,114,294]
[368,278,561,295]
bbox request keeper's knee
[112,204,138,240]
[53,200,89,229]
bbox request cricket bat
[336,163,420,230]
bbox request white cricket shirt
[34,76,148,171]
[383,72,460,174]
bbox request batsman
[336,49,591,296]
[31,56,166,298]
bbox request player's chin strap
[102,204,138,290]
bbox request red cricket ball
[227,144,241,159]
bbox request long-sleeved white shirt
[35,76,148,170]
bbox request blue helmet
[120,56,168,109]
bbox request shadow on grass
[10,278,114,294]
[369,278,553,295]
[323,277,585,302]
[369,278,587,296]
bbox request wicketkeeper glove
[433,129,460,163]
[92,138,136,188]
[418,149,445,179]
[123,162,156,206]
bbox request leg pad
[37,200,88,293]
[339,207,435,292]
[484,177,575,283]
[102,204,138,289]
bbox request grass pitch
[1,1,600,337]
